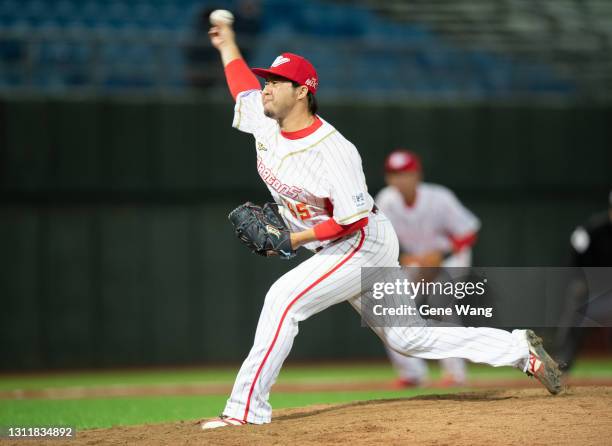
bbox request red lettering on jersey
[289,186,302,198]
[256,156,302,200]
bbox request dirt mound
[16,386,612,446]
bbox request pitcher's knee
[263,278,293,307]
[261,283,306,327]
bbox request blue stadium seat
[0,0,580,96]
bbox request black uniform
[555,210,612,370]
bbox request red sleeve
[313,217,369,242]
[224,58,261,100]
[450,231,478,252]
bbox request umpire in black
[555,190,612,370]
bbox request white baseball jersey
[375,183,480,255]
[233,89,373,251]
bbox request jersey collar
[403,188,419,208]
[280,116,322,140]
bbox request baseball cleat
[200,415,247,430]
[525,330,563,395]
[435,375,466,388]
[392,377,422,389]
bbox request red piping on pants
[242,228,366,421]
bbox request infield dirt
[12,386,612,446]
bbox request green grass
[0,395,229,429]
[1,359,610,393]
[0,364,401,392]
[0,358,610,430]
[1,359,610,391]
[0,389,450,430]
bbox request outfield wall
[1,98,610,369]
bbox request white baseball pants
[223,213,529,424]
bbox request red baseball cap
[252,53,319,94]
[384,149,422,173]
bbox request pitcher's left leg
[223,231,366,424]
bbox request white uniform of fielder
[377,176,481,385]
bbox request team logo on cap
[271,56,290,67]
[305,77,318,89]
[389,152,411,169]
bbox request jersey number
[286,202,312,221]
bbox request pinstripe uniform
[223,89,530,424]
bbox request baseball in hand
[210,9,234,26]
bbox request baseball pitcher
[200,16,562,430]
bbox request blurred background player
[376,149,481,387]
[555,190,612,371]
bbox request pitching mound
[21,386,612,446]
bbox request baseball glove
[228,202,295,259]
